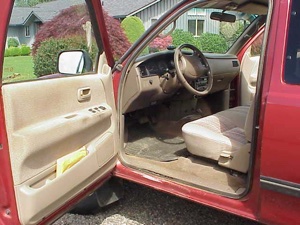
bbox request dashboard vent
[139,65,148,77]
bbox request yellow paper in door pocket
[56,146,88,177]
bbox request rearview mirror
[210,12,236,23]
[58,50,93,75]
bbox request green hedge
[198,33,228,53]
[171,29,201,49]
[33,36,97,77]
[171,30,228,53]
[5,45,31,57]
[5,47,21,57]
[20,45,31,56]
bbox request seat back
[218,101,254,173]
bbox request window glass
[284,0,300,84]
[25,26,30,37]
[188,20,204,36]
[142,7,256,56]
[3,0,100,84]
[250,33,263,57]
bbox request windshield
[140,8,257,55]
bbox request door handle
[78,87,91,102]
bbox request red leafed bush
[102,10,131,59]
[32,4,130,59]
[149,35,172,52]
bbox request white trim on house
[128,0,161,17]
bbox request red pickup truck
[0,0,299,224]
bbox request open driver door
[0,0,118,224]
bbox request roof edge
[128,0,161,16]
[23,11,44,25]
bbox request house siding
[134,0,181,30]
[134,2,220,35]
[7,26,21,43]
[7,14,39,48]
[7,24,35,47]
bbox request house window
[25,26,30,37]
[188,19,204,36]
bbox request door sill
[113,161,257,222]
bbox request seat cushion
[182,106,249,161]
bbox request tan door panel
[2,73,117,224]
[240,47,260,105]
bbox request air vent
[139,65,148,77]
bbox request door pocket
[14,132,115,225]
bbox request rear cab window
[284,0,300,84]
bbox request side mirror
[210,12,236,23]
[58,50,93,75]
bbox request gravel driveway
[54,181,260,225]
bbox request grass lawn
[2,56,36,83]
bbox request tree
[32,4,130,59]
[15,0,53,7]
[121,16,145,44]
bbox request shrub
[149,35,172,52]
[20,45,31,56]
[6,47,21,57]
[16,0,40,7]
[121,16,145,44]
[32,5,130,60]
[171,29,201,50]
[7,38,19,48]
[33,36,97,77]
[4,45,31,57]
[103,10,131,59]
[198,33,227,53]
[220,21,244,47]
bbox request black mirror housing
[210,12,236,23]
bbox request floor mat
[125,124,189,162]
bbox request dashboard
[138,55,175,77]
[122,50,240,113]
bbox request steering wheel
[174,44,213,96]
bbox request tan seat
[182,103,254,173]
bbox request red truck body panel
[0,0,299,224]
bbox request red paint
[90,0,114,68]
[237,27,265,62]
[114,162,260,222]
[258,0,300,223]
[112,68,124,104]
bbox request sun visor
[238,3,268,15]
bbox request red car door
[0,0,117,224]
[259,0,300,224]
